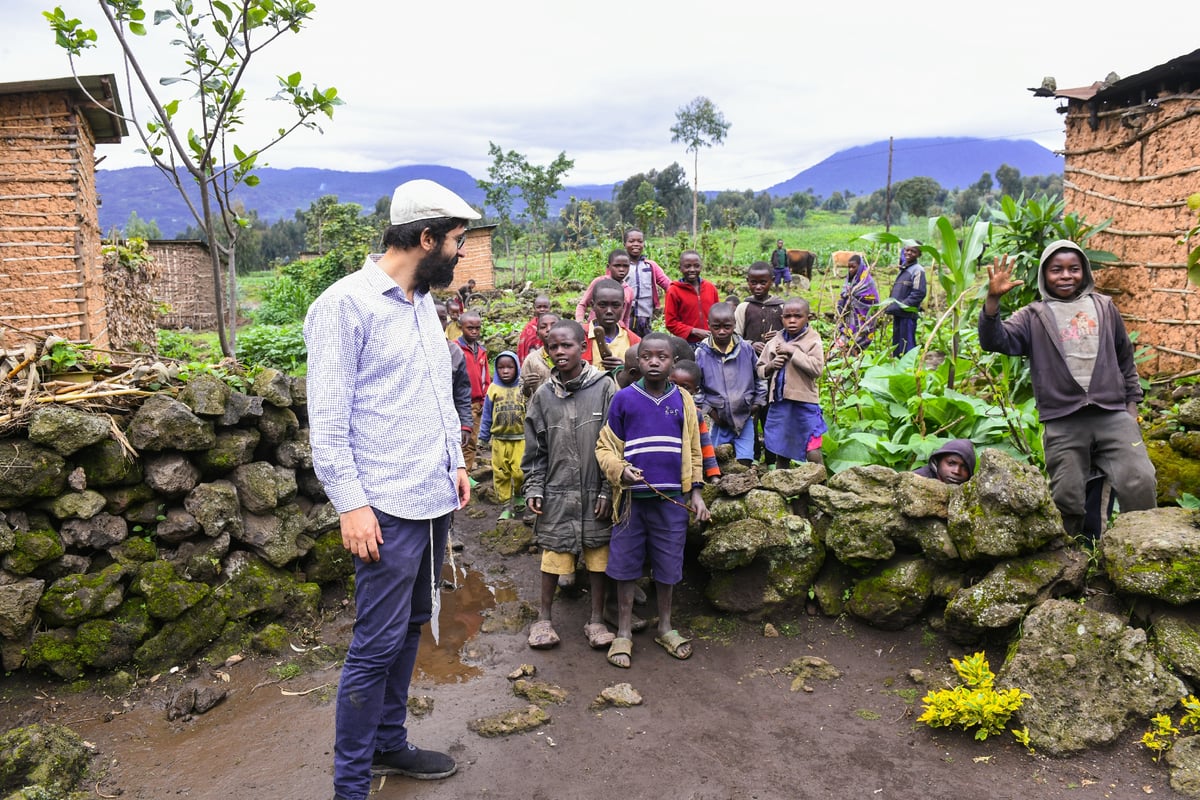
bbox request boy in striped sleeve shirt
[595,332,710,669]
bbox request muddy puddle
[415,560,517,683]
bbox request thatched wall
[0,89,108,348]
[102,238,161,352]
[1061,86,1200,375]
[148,239,220,330]
[455,226,497,291]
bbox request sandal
[654,629,693,660]
[527,619,560,650]
[603,607,649,633]
[607,637,633,668]
[584,622,615,649]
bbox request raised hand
[986,255,1024,299]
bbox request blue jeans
[333,509,450,800]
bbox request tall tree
[46,0,340,357]
[670,96,730,237]
[477,141,525,260]
[516,151,574,279]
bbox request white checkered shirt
[303,255,464,520]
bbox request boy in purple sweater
[596,332,710,668]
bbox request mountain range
[95,137,1063,236]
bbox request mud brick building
[1039,49,1200,374]
[0,75,127,349]
[454,224,498,291]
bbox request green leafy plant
[986,193,1116,309]
[1184,192,1200,286]
[1141,695,1200,762]
[236,323,307,373]
[917,652,1029,742]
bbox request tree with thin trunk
[670,96,730,238]
[45,0,340,358]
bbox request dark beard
[414,248,459,293]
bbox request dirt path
[0,497,1182,800]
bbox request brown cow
[786,249,815,281]
[831,250,861,269]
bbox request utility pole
[884,136,894,233]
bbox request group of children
[448,232,1157,672]
[441,243,836,670]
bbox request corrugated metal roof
[0,74,127,142]
[1032,48,1200,104]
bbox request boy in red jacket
[456,310,491,471]
[664,250,720,345]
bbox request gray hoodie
[978,240,1141,421]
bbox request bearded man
[304,179,479,799]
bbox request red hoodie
[665,278,720,343]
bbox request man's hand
[594,496,612,520]
[528,496,543,515]
[691,327,707,341]
[689,488,710,523]
[456,467,471,508]
[340,506,383,563]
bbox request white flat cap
[389,179,481,226]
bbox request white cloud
[5,0,1195,190]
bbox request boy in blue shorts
[596,332,711,668]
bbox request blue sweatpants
[892,316,917,356]
[333,509,450,800]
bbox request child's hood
[1037,239,1094,302]
[745,295,784,307]
[492,350,521,385]
[925,439,976,478]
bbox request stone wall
[0,371,347,679]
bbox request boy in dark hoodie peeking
[979,240,1156,535]
[913,439,976,485]
[479,351,526,520]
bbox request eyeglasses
[454,233,468,249]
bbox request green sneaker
[513,495,526,511]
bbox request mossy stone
[37,563,127,627]
[1146,440,1200,504]
[251,622,291,654]
[0,439,67,507]
[3,528,64,575]
[0,723,91,793]
[195,428,261,475]
[75,438,143,487]
[46,489,107,520]
[132,560,211,621]
[134,595,229,669]
[213,552,296,620]
[302,530,354,583]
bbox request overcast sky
[4,0,1196,191]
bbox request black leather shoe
[371,743,457,780]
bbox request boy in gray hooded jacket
[978,240,1156,535]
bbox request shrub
[236,323,307,373]
[918,652,1028,742]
